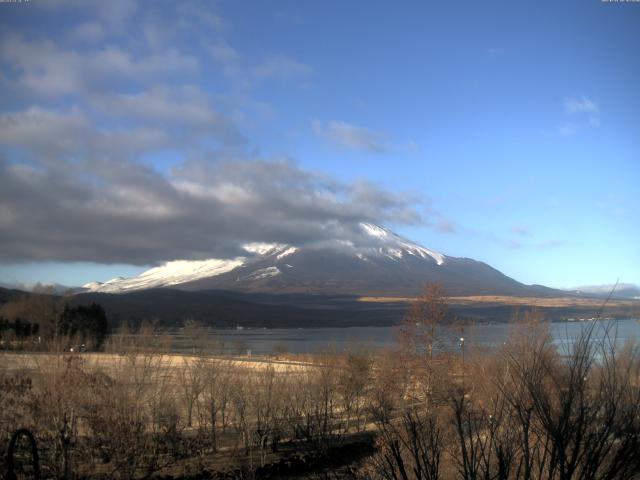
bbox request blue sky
[0,0,638,289]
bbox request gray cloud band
[0,2,445,266]
[0,154,423,264]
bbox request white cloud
[558,122,579,136]
[558,96,601,135]
[252,54,313,80]
[34,0,137,31]
[207,41,241,65]
[564,96,598,114]
[176,4,228,33]
[0,105,186,162]
[97,86,233,133]
[1,35,199,96]
[69,22,105,43]
[435,220,456,233]
[313,120,389,153]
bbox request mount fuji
[82,223,556,297]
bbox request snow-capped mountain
[83,223,544,296]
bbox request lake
[175,318,640,355]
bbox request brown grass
[359,294,640,308]
[0,351,316,374]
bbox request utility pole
[459,336,465,392]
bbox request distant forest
[0,292,108,350]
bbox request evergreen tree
[58,302,109,350]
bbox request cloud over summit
[0,3,429,265]
[0,2,436,266]
[0,155,422,264]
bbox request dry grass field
[3,317,640,479]
[359,294,640,309]
[0,351,316,375]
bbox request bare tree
[182,318,208,354]
[177,356,205,428]
[229,371,252,455]
[337,346,373,433]
[198,358,232,453]
[369,349,410,426]
[366,410,443,480]
[397,283,450,409]
[250,364,289,465]
[29,353,88,478]
[398,283,449,363]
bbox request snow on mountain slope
[83,258,245,293]
[82,223,447,294]
[359,223,445,265]
[242,266,281,281]
[243,243,289,256]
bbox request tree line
[0,292,108,350]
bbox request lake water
[184,318,640,355]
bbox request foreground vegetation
[1,287,640,479]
